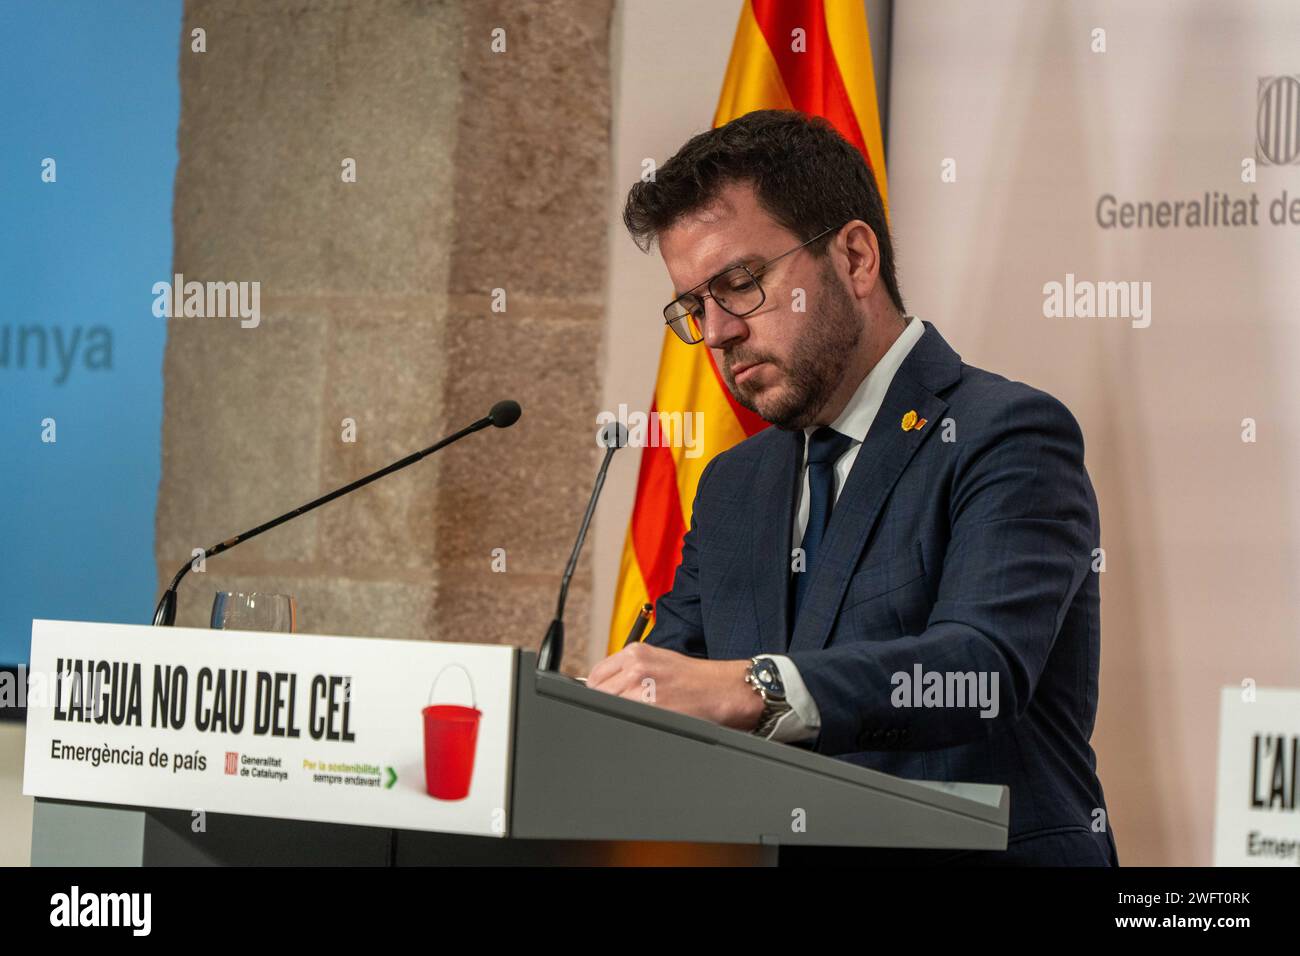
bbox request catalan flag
[607,0,889,653]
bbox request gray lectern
[31,650,1008,866]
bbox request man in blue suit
[587,110,1117,866]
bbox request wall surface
[158,0,613,670]
[0,723,32,867]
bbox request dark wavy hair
[623,109,904,313]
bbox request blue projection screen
[0,2,181,666]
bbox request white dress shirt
[759,315,926,744]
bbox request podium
[29,638,1008,866]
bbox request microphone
[537,420,629,673]
[152,399,523,627]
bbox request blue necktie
[793,426,855,620]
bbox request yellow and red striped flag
[607,0,889,653]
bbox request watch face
[753,658,785,698]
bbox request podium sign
[23,620,516,838]
[1213,686,1300,865]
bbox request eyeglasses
[662,224,840,345]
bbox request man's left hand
[586,643,763,732]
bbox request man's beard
[721,268,862,430]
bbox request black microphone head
[599,421,630,450]
[489,400,522,428]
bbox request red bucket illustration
[421,664,481,800]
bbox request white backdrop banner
[889,0,1300,866]
[22,620,516,837]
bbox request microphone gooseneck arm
[538,423,627,673]
[152,400,521,627]
[554,444,617,622]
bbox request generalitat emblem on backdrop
[1257,75,1300,166]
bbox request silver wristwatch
[745,656,792,738]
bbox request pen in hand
[622,602,654,649]
[573,603,654,686]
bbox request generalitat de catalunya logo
[1257,75,1300,166]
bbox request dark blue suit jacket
[646,322,1118,865]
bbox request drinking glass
[210,592,297,633]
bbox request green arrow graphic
[385,766,397,789]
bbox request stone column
[157,0,611,672]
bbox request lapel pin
[915,418,927,430]
[901,410,918,431]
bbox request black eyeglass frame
[661,223,841,345]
